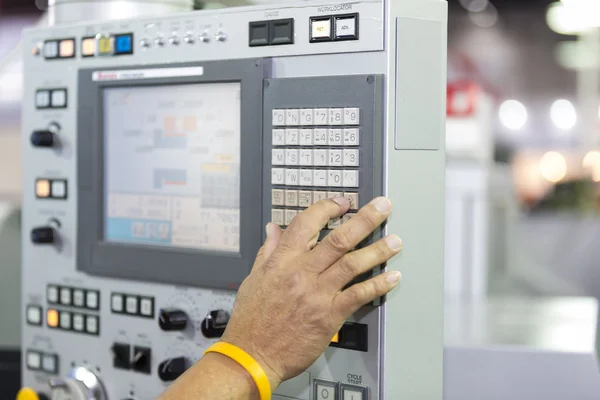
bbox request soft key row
[273,108,360,126]
[273,209,356,228]
[273,128,359,146]
[273,148,359,167]
[273,190,358,210]
[272,168,358,188]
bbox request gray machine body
[21,1,447,399]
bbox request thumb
[255,223,283,264]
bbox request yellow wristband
[205,342,272,400]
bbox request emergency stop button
[16,387,46,400]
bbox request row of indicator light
[37,33,134,60]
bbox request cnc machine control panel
[21,1,447,399]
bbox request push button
[59,39,75,58]
[42,354,58,374]
[340,384,367,400]
[81,37,96,57]
[334,14,359,40]
[43,41,59,59]
[35,90,50,109]
[115,34,134,55]
[249,21,269,47]
[47,309,59,328]
[310,17,333,42]
[26,305,42,326]
[111,293,124,313]
[73,289,85,307]
[36,179,51,198]
[47,285,59,303]
[270,18,294,45]
[86,315,99,334]
[26,351,42,370]
[314,379,337,400]
[86,290,99,310]
[329,322,368,351]
[51,180,67,199]
[50,89,67,108]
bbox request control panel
[21,1,447,399]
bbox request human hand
[221,196,403,388]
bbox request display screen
[103,82,241,252]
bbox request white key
[328,170,343,187]
[343,170,359,187]
[342,388,364,400]
[126,296,138,314]
[299,169,313,186]
[140,298,153,317]
[285,129,299,145]
[285,169,299,186]
[313,191,328,203]
[284,210,298,226]
[344,192,359,210]
[26,306,41,325]
[343,149,359,166]
[344,128,360,146]
[27,351,41,370]
[313,170,328,187]
[300,109,314,125]
[51,89,67,108]
[111,294,124,312]
[272,109,286,126]
[286,109,300,126]
[299,129,314,145]
[314,108,328,125]
[272,209,284,225]
[86,290,99,309]
[272,149,285,165]
[73,289,85,307]
[313,149,328,166]
[272,189,285,206]
[60,288,71,305]
[298,191,312,207]
[313,128,328,145]
[328,108,344,125]
[327,191,343,199]
[42,353,57,373]
[285,149,299,165]
[73,314,85,331]
[47,285,59,303]
[328,217,342,229]
[272,129,285,145]
[328,150,343,167]
[299,149,313,166]
[271,168,285,184]
[285,190,299,207]
[86,315,99,334]
[344,107,360,125]
[60,311,71,330]
[36,90,50,108]
[328,129,343,146]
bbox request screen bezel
[77,59,267,289]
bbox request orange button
[47,309,59,328]
[331,332,339,343]
[36,179,50,198]
[81,37,96,57]
[59,39,75,58]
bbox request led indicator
[36,179,50,198]
[59,39,75,58]
[47,309,59,328]
[81,37,96,57]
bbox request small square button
[272,129,285,145]
[126,296,138,314]
[343,170,359,188]
[314,109,328,125]
[335,15,359,40]
[140,297,154,317]
[81,37,96,57]
[26,351,42,370]
[299,169,313,186]
[43,41,59,59]
[313,170,327,187]
[36,179,51,198]
[272,110,286,126]
[300,110,314,126]
[59,311,71,330]
[42,354,58,374]
[114,34,133,55]
[298,191,312,207]
[285,129,299,145]
[72,289,85,307]
[328,150,343,167]
[272,189,285,206]
[313,191,328,203]
[272,209,284,225]
[271,168,285,185]
[341,384,367,400]
[59,39,75,58]
[314,379,338,400]
[47,309,59,329]
[328,108,344,125]
[47,285,59,303]
[26,305,42,326]
[272,149,285,166]
[73,314,85,332]
[299,149,313,166]
[111,293,124,313]
[284,209,298,226]
[60,287,72,306]
[86,290,99,310]
[50,89,67,108]
[97,36,113,55]
[51,180,67,199]
[285,190,299,207]
[344,192,359,210]
[285,169,299,186]
[286,110,300,126]
[344,107,360,125]
[270,18,294,45]
[310,17,333,42]
[313,149,328,166]
[86,315,99,334]
[328,129,343,146]
[344,129,360,146]
[249,21,270,47]
[299,129,314,145]
[35,90,51,109]
[343,149,359,166]
[328,170,343,187]
[314,129,328,145]
[285,149,299,165]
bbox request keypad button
[300,109,314,125]
[328,170,343,187]
[328,150,343,166]
[285,190,299,207]
[285,169,299,186]
[86,290,99,310]
[315,380,338,400]
[111,293,124,313]
[73,314,85,331]
[86,315,99,334]
[285,149,299,165]
[140,297,154,317]
[343,149,359,166]
[314,108,328,125]
[298,191,312,207]
[273,129,285,146]
[73,289,85,307]
[299,169,313,186]
[341,385,367,400]
[286,109,300,126]
[285,129,299,145]
[51,180,67,198]
[313,149,328,166]
[328,129,343,146]
[313,191,328,203]
[328,108,344,125]
[44,41,59,58]
[47,285,59,303]
[272,149,285,165]
[126,296,138,314]
[327,191,343,199]
[60,288,72,306]
[344,107,360,125]
[299,149,313,166]
[26,305,42,325]
[313,170,327,187]
[314,129,328,145]
[328,217,341,229]
[272,189,285,206]
[272,109,286,126]
[51,89,67,108]
[284,210,298,226]
[343,170,359,188]
[299,129,314,145]
[42,354,58,374]
[345,193,359,210]
[27,351,41,370]
[271,168,285,184]
[344,128,360,146]
[272,209,284,225]
[36,90,50,108]
[59,311,71,330]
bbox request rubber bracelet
[204,342,272,400]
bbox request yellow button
[47,309,59,328]
[16,387,39,400]
[98,37,113,55]
[36,180,50,198]
[331,332,339,343]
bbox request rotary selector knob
[154,37,165,47]
[31,122,60,148]
[169,35,180,46]
[159,308,189,331]
[158,357,190,382]
[31,226,56,244]
[47,367,106,400]
[201,310,230,338]
[183,34,195,44]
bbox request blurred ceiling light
[540,151,567,183]
[582,151,600,181]
[547,1,600,34]
[550,99,577,130]
[499,100,528,130]
[461,0,489,12]
[469,3,499,28]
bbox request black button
[270,18,294,45]
[111,343,131,370]
[249,21,270,47]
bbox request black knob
[30,130,56,147]
[201,310,230,338]
[158,309,188,331]
[158,357,189,382]
[38,394,51,400]
[31,227,56,244]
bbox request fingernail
[386,271,402,285]
[372,197,392,214]
[265,223,273,238]
[332,197,350,207]
[385,235,403,251]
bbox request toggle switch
[131,346,151,374]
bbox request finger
[254,223,283,265]
[320,235,402,291]
[310,197,392,269]
[332,271,402,319]
[278,197,350,252]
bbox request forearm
[157,353,260,400]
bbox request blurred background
[2,0,600,398]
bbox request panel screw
[367,75,375,84]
